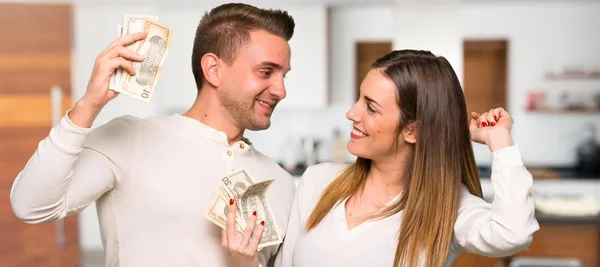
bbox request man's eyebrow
[257,62,283,69]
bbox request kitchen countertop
[477,165,600,180]
[535,212,600,225]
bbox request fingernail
[494,115,498,121]
[229,199,234,205]
[482,122,488,127]
[252,211,257,216]
[261,221,265,226]
[491,122,496,126]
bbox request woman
[274,50,539,267]
[222,50,539,267]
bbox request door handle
[51,85,66,250]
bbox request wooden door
[0,4,80,267]
[355,42,392,101]
[462,40,508,114]
[453,40,508,267]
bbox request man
[10,3,296,267]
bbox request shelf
[545,72,600,80]
[528,107,600,114]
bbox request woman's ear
[200,53,221,88]
[401,122,418,144]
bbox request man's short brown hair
[191,3,295,92]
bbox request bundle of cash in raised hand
[109,14,171,103]
[205,170,284,249]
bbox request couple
[9,3,539,267]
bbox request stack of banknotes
[109,14,171,103]
[206,170,284,249]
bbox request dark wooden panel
[475,255,505,267]
[0,52,70,72]
[0,3,79,266]
[0,70,71,95]
[464,40,507,51]
[0,94,72,127]
[0,127,51,163]
[0,163,27,181]
[452,253,477,267]
[463,224,600,267]
[0,4,72,53]
[514,224,598,267]
[463,40,508,114]
[355,42,392,101]
[1,161,81,267]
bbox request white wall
[393,0,463,82]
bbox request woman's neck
[363,150,412,203]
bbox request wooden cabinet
[452,224,600,267]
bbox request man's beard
[220,90,271,131]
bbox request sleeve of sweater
[453,145,540,257]
[10,111,139,223]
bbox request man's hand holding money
[69,32,147,128]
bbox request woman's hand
[469,107,515,151]
[221,199,265,267]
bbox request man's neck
[183,91,244,145]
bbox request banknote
[238,179,284,249]
[117,18,170,102]
[218,185,246,231]
[108,15,170,103]
[205,194,244,233]
[109,14,158,91]
[220,170,254,203]
[205,170,284,249]
[109,23,124,91]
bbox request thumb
[469,117,479,132]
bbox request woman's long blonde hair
[305,50,483,267]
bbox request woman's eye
[367,104,376,113]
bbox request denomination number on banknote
[142,89,150,98]
[221,177,232,187]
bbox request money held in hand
[205,170,284,250]
[109,14,171,103]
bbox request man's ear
[200,53,222,88]
[401,121,418,144]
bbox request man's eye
[259,70,272,77]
